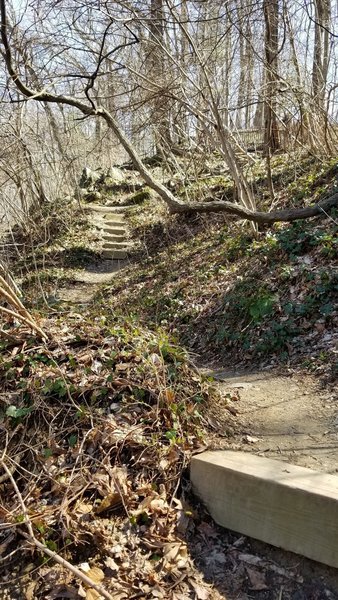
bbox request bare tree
[1,0,337,226]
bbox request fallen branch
[168,192,338,223]
[0,460,115,600]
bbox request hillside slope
[98,154,338,380]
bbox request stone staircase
[83,203,133,260]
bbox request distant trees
[0,0,337,225]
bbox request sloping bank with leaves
[101,193,337,380]
[0,309,219,599]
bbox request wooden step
[102,226,126,235]
[102,241,131,250]
[101,249,128,259]
[191,450,338,569]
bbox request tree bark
[263,0,280,155]
[312,0,330,110]
[148,0,172,152]
[168,193,338,223]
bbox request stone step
[101,249,128,260]
[102,237,131,246]
[102,226,126,236]
[104,204,135,212]
[93,215,125,225]
[102,241,131,250]
[83,204,128,214]
[102,234,126,242]
[104,217,126,225]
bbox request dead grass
[0,310,220,599]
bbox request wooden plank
[101,249,127,259]
[191,451,338,568]
[81,204,132,213]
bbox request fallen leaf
[91,360,102,374]
[190,580,210,599]
[151,587,165,598]
[87,567,105,584]
[75,501,93,515]
[104,556,119,572]
[95,492,121,514]
[25,582,36,600]
[238,553,263,566]
[163,542,188,568]
[86,589,102,600]
[45,586,79,599]
[115,363,131,372]
[246,567,268,590]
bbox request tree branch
[170,192,338,223]
[1,0,336,227]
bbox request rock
[79,167,101,189]
[83,191,102,202]
[105,167,124,185]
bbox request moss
[129,188,152,204]
[178,175,233,201]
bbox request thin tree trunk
[263,0,280,155]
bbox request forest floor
[1,151,338,599]
[39,249,338,600]
[55,270,338,599]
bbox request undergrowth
[0,311,218,598]
[0,148,337,599]
[3,198,100,301]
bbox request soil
[210,369,338,472]
[57,258,129,303]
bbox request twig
[0,272,47,339]
[0,305,46,339]
[319,205,338,225]
[0,460,115,600]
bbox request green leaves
[68,434,78,448]
[42,377,69,398]
[6,405,32,420]
[248,292,276,322]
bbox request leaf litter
[0,310,216,599]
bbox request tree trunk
[148,0,172,153]
[312,0,330,110]
[263,0,280,155]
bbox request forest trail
[59,202,338,474]
[207,369,338,473]
[58,203,133,302]
[56,202,338,599]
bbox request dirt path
[192,368,338,599]
[58,204,132,303]
[209,369,338,472]
[57,258,127,302]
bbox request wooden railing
[232,129,264,148]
